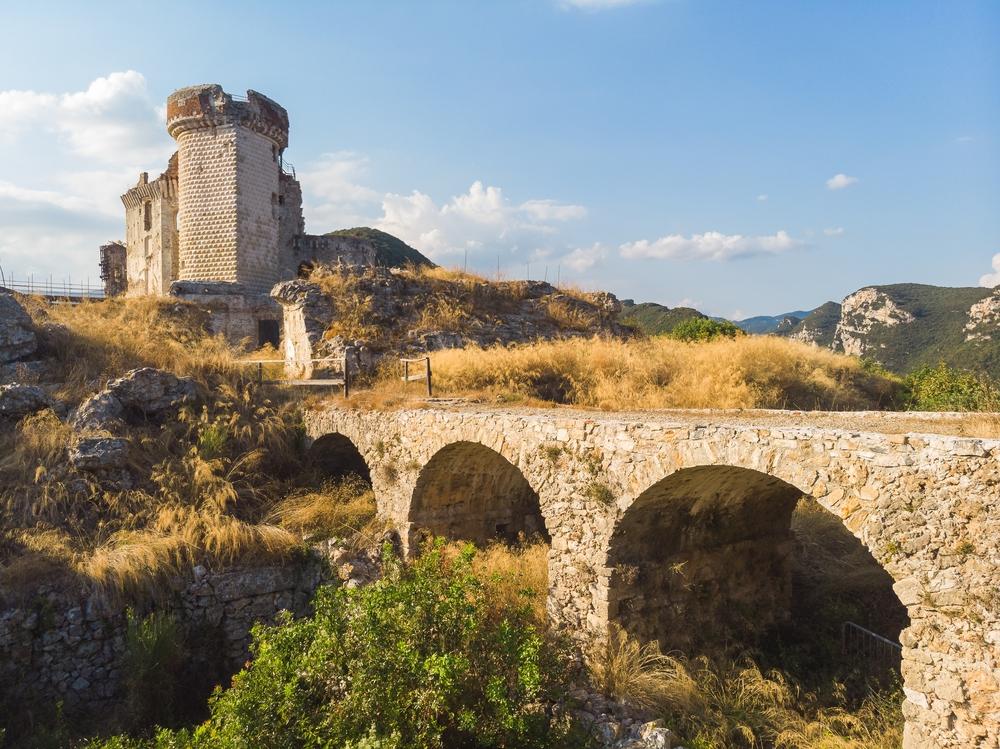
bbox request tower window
[272,145,278,163]
[143,201,152,231]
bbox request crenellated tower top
[166,84,289,150]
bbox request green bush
[92,542,589,749]
[668,317,744,342]
[904,362,999,411]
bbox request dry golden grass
[377,335,899,411]
[587,625,903,749]
[467,539,550,626]
[268,476,381,546]
[19,295,246,404]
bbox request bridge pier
[306,406,1000,749]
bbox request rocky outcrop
[272,268,627,379]
[69,437,130,471]
[0,383,56,421]
[833,287,915,358]
[0,293,37,363]
[964,289,1000,342]
[72,367,196,431]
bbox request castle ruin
[111,84,401,346]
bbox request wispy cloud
[979,253,1000,288]
[826,173,858,190]
[823,227,845,237]
[557,0,649,10]
[560,243,607,272]
[756,194,768,202]
[619,230,800,262]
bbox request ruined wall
[121,158,179,297]
[278,172,306,280]
[304,406,1000,749]
[0,563,321,723]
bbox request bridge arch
[408,441,547,546]
[307,432,372,484]
[606,465,809,653]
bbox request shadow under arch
[307,433,372,484]
[607,465,813,654]
[409,441,547,545]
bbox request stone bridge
[304,405,1000,749]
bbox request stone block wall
[175,125,240,285]
[0,562,322,724]
[121,157,179,297]
[234,126,282,293]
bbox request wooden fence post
[425,357,432,397]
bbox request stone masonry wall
[175,125,240,285]
[0,562,321,725]
[234,126,282,294]
[305,405,1000,749]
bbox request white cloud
[371,181,586,260]
[298,151,380,230]
[0,72,176,281]
[826,173,858,190]
[978,253,1000,288]
[557,0,648,10]
[823,227,845,237]
[520,199,587,222]
[561,243,607,272]
[756,194,768,202]
[674,298,702,309]
[0,71,171,164]
[619,230,800,262]
[955,135,974,144]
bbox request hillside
[736,310,812,334]
[324,227,434,267]
[618,300,705,335]
[779,283,1000,375]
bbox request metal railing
[400,356,433,397]
[842,621,902,673]
[0,272,105,301]
[240,356,351,397]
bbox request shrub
[92,541,588,749]
[903,362,999,411]
[668,317,744,342]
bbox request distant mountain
[735,310,812,335]
[777,283,1000,376]
[324,227,434,267]
[618,301,706,335]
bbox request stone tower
[166,85,290,294]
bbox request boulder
[0,293,37,363]
[72,368,196,430]
[69,437,129,470]
[72,391,125,431]
[106,367,197,414]
[0,383,54,421]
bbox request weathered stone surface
[0,560,323,722]
[0,383,54,421]
[0,293,37,363]
[72,368,196,430]
[304,404,1000,749]
[69,437,130,470]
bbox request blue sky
[0,0,997,318]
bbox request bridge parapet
[305,405,1000,749]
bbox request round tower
[166,84,289,294]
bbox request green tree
[668,317,744,342]
[904,362,999,411]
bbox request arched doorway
[409,441,546,545]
